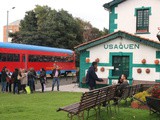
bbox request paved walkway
[36,83,89,93]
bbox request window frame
[135,7,151,34]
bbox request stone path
[36,83,89,93]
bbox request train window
[0,53,20,62]
[28,54,74,62]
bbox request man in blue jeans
[52,66,61,91]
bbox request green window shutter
[135,7,151,33]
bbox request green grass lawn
[0,92,159,120]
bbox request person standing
[52,66,61,91]
[32,68,37,91]
[6,69,12,92]
[1,66,7,93]
[86,62,103,90]
[11,68,19,94]
[40,68,46,92]
[21,69,27,93]
[27,68,36,93]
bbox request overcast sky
[0,0,111,42]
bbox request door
[22,54,28,70]
[112,56,129,77]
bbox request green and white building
[75,0,160,87]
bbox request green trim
[132,64,156,68]
[135,32,151,34]
[75,31,160,52]
[103,0,125,10]
[109,5,118,33]
[155,80,160,83]
[108,52,133,85]
[132,64,160,72]
[156,51,160,58]
[79,50,90,87]
[134,6,152,16]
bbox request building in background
[75,0,160,88]
[3,20,20,42]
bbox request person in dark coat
[11,68,19,94]
[52,66,61,91]
[86,62,103,90]
[39,68,46,92]
[1,66,7,93]
[27,68,36,93]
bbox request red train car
[0,42,76,75]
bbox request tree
[76,18,109,42]
[10,5,84,50]
[9,5,108,50]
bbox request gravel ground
[35,76,77,90]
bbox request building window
[0,53,20,62]
[135,7,151,33]
[28,55,73,62]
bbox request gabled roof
[74,30,160,51]
[103,0,126,10]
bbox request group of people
[0,65,61,94]
[86,61,129,106]
[86,61,129,90]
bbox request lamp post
[6,7,15,42]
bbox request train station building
[75,0,160,87]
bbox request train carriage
[0,42,76,76]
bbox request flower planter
[95,58,100,63]
[141,59,146,64]
[86,58,90,63]
[100,67,105,72]
[154,60,159,65]
[146,69,150,74]
[137,68,142,74]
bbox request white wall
[114,0,160,41]
[86,38,160,81]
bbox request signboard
[104,44,140,49]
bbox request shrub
[150,84,160,98]
[134,91,151,104]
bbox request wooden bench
[146,96,160,115]
[57,85,118,120]
[57,89,100,120]
[57,84,150,119]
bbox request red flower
[151,84,160,98]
